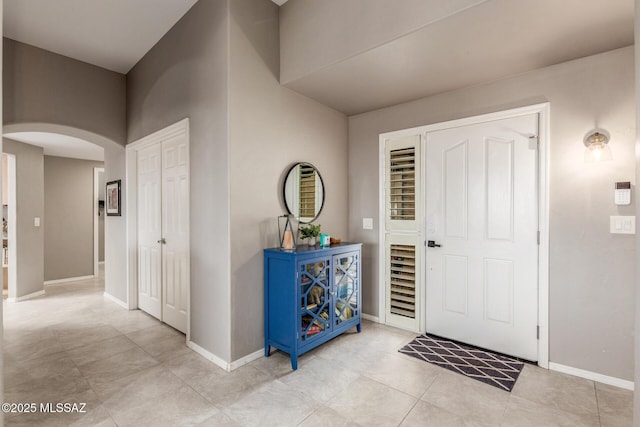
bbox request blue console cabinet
[264,243,362,370]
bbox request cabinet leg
[264,344,270,357]
[356,322,362,333]
[290,355,298,370]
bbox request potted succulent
[299,223,321,246]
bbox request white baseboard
[362,313,380,323]
[548,362,634,391]
[229,349,264,371]
[103,292,129,309]
[44,275,95,285]
[7,290,45,302]
[187,340,230,372]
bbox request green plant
[299,223,321,239]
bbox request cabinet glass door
[299,258,331,342]
[333,253,359,327]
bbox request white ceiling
[283,0,635,115]
[272,0,289,5]
[2,0,632,116]
[4,0,198,73]
[4,132,104,162]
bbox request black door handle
[427,240,441,248]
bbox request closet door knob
[157,238,167,244]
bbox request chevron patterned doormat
[399,334,525,392]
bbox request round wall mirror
[283,162,325,223]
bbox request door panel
[484,258,513,324]
[444,141,467,239]
[486,138,514,240]
[161,134,189,334]
[443,255,467,315]
[299,258,331,344]
[137,144,162,319]
[426,114,538,361]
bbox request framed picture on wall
[106,180,121,216]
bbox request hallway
[2,274,634,426]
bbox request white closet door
[137,144,162,319]
[160,135,189,334]
[425,113,539,361]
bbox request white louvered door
[425,114,538,361]
[384,135,422,331]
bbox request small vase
[308,236,316,246]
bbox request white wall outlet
[610,216,635,234]
[362,218,373,230]
[34,217,41,227]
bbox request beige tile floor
[2,273,634,426]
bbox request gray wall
[43,156,103,281]
[3,36,127,303]
[228,0,349,360]
[3,38,126,145]
[349,46,635,381]
[102,146,126,301]
[127,0,232,361]
[279,0,486,84]
[3,138,44,298]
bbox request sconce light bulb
[592,146,602,160]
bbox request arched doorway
[2,123,127,306]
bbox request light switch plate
[362,218,373,230]
[610,216,635,234]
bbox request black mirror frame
[282,162,325,224]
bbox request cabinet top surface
[264,242,361,256]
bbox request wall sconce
[583,129,612,162]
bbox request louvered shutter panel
[385,233,421,330]
[384,135,422,331]
[299,164,316,219]
[389,244,416,318]
[385,136,420,232]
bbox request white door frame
[93,167,105,277]
[5,154,17,300]
[126,118,191,340]
[378,103,550,368]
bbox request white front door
[137,144,162,319]
[160,134,189,333]
[425,113,539,361]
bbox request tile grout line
[593,381,603,427]
[295,408,317,426]
[363,363,441,401]
[498,393,513,427]
[87,362,181,424]
[395,398,420,426]
[162,356,238,424]
[26,346,118,426]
